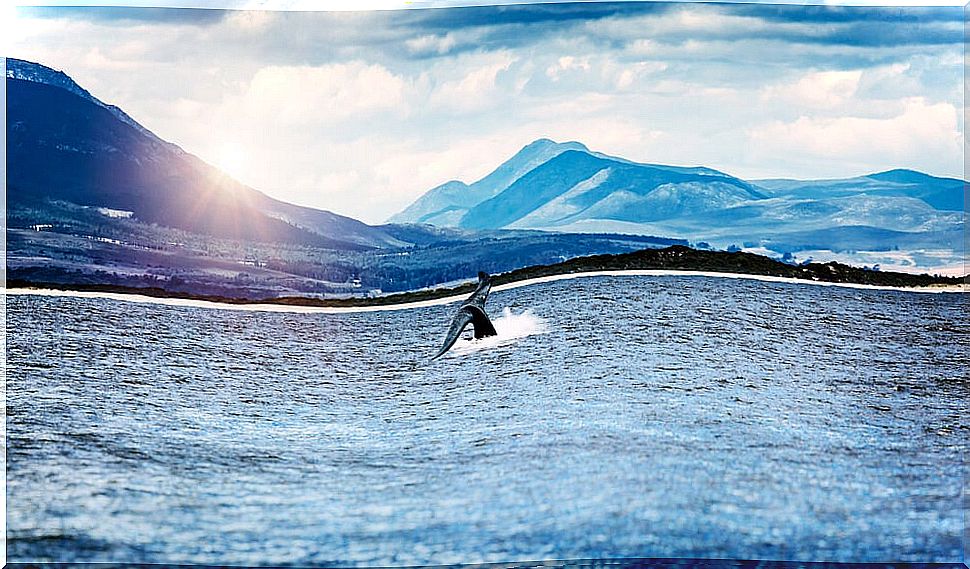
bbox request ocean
[6,274,967,565]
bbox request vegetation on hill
[10,245,963,308]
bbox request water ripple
[6,275,968,565]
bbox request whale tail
[431,306,497,360]
[467,305,498,339]
[431,272,498,360]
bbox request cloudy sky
[6,2,964,223]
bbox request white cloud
[80,46,143,71]
[585,5,827,46]
[613,61,668,90]
[429,52,518,113]
[223,9,277,31]
[9,3,964,223]
[405,33,457,56]
[545,55,591,80]
[238,62,409,124]
[762,69,863,109]
[747,97,960,173]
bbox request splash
[446,307,548,357]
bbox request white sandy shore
[5,270,965,314]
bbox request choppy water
[6,275,968,565]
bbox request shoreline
[6,269,965,314]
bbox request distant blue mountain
[391,138,964,269]
[388,138,590,225]
[461,150,764,230]
[391,139,765,229]
[756,169,964,212]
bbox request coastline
[6,269,965,314]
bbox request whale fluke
[431,272,498,360]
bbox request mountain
[755,169,965,212]
[6,57,169,145]
[461,150,764,230]
[392,139,963,234]
[389,139,769,231]
[388,138,749,228]
[391,139,965,271]
[7,58,690,297]
[6,58,423,250]
[388,138,590,225]
[8,56,964,293]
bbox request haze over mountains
[6,56,965,298]
[391,138,965,273]
[7,58,682,296]
[7,57,435,251]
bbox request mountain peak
[8,57,175,149]
[7,58,95,102]
[867,168,952,184]
[385,138,594,224]
[523,138,589,152]
[8,58,411,250]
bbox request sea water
[6,275,968,565]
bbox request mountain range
[6,56,965,298]
[391,139,965,271]
[7,58,683,296]
[391,138,764,228]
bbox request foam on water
[7,279,968,564]
[446,307,548,357]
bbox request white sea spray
[446,307,548,357]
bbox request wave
[445,307,548,358]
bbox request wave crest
[448,307,547,357]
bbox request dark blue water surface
[6,276,968,565]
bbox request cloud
[428,51,518,113]
[584,6,827,47]
[10,2,964,223]
[405,33,458,56]
[238,62,408,124]
[19,6,228,25]
[401,2,670,35]
[762,69,863,109]
[222,8,275,31]
[747,97,960,173]
[545,56,591,81]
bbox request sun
[212,142,247,181]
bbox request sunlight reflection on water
[6,275,968,565]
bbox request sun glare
[212,143,247,181]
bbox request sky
[5,1,965,223]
